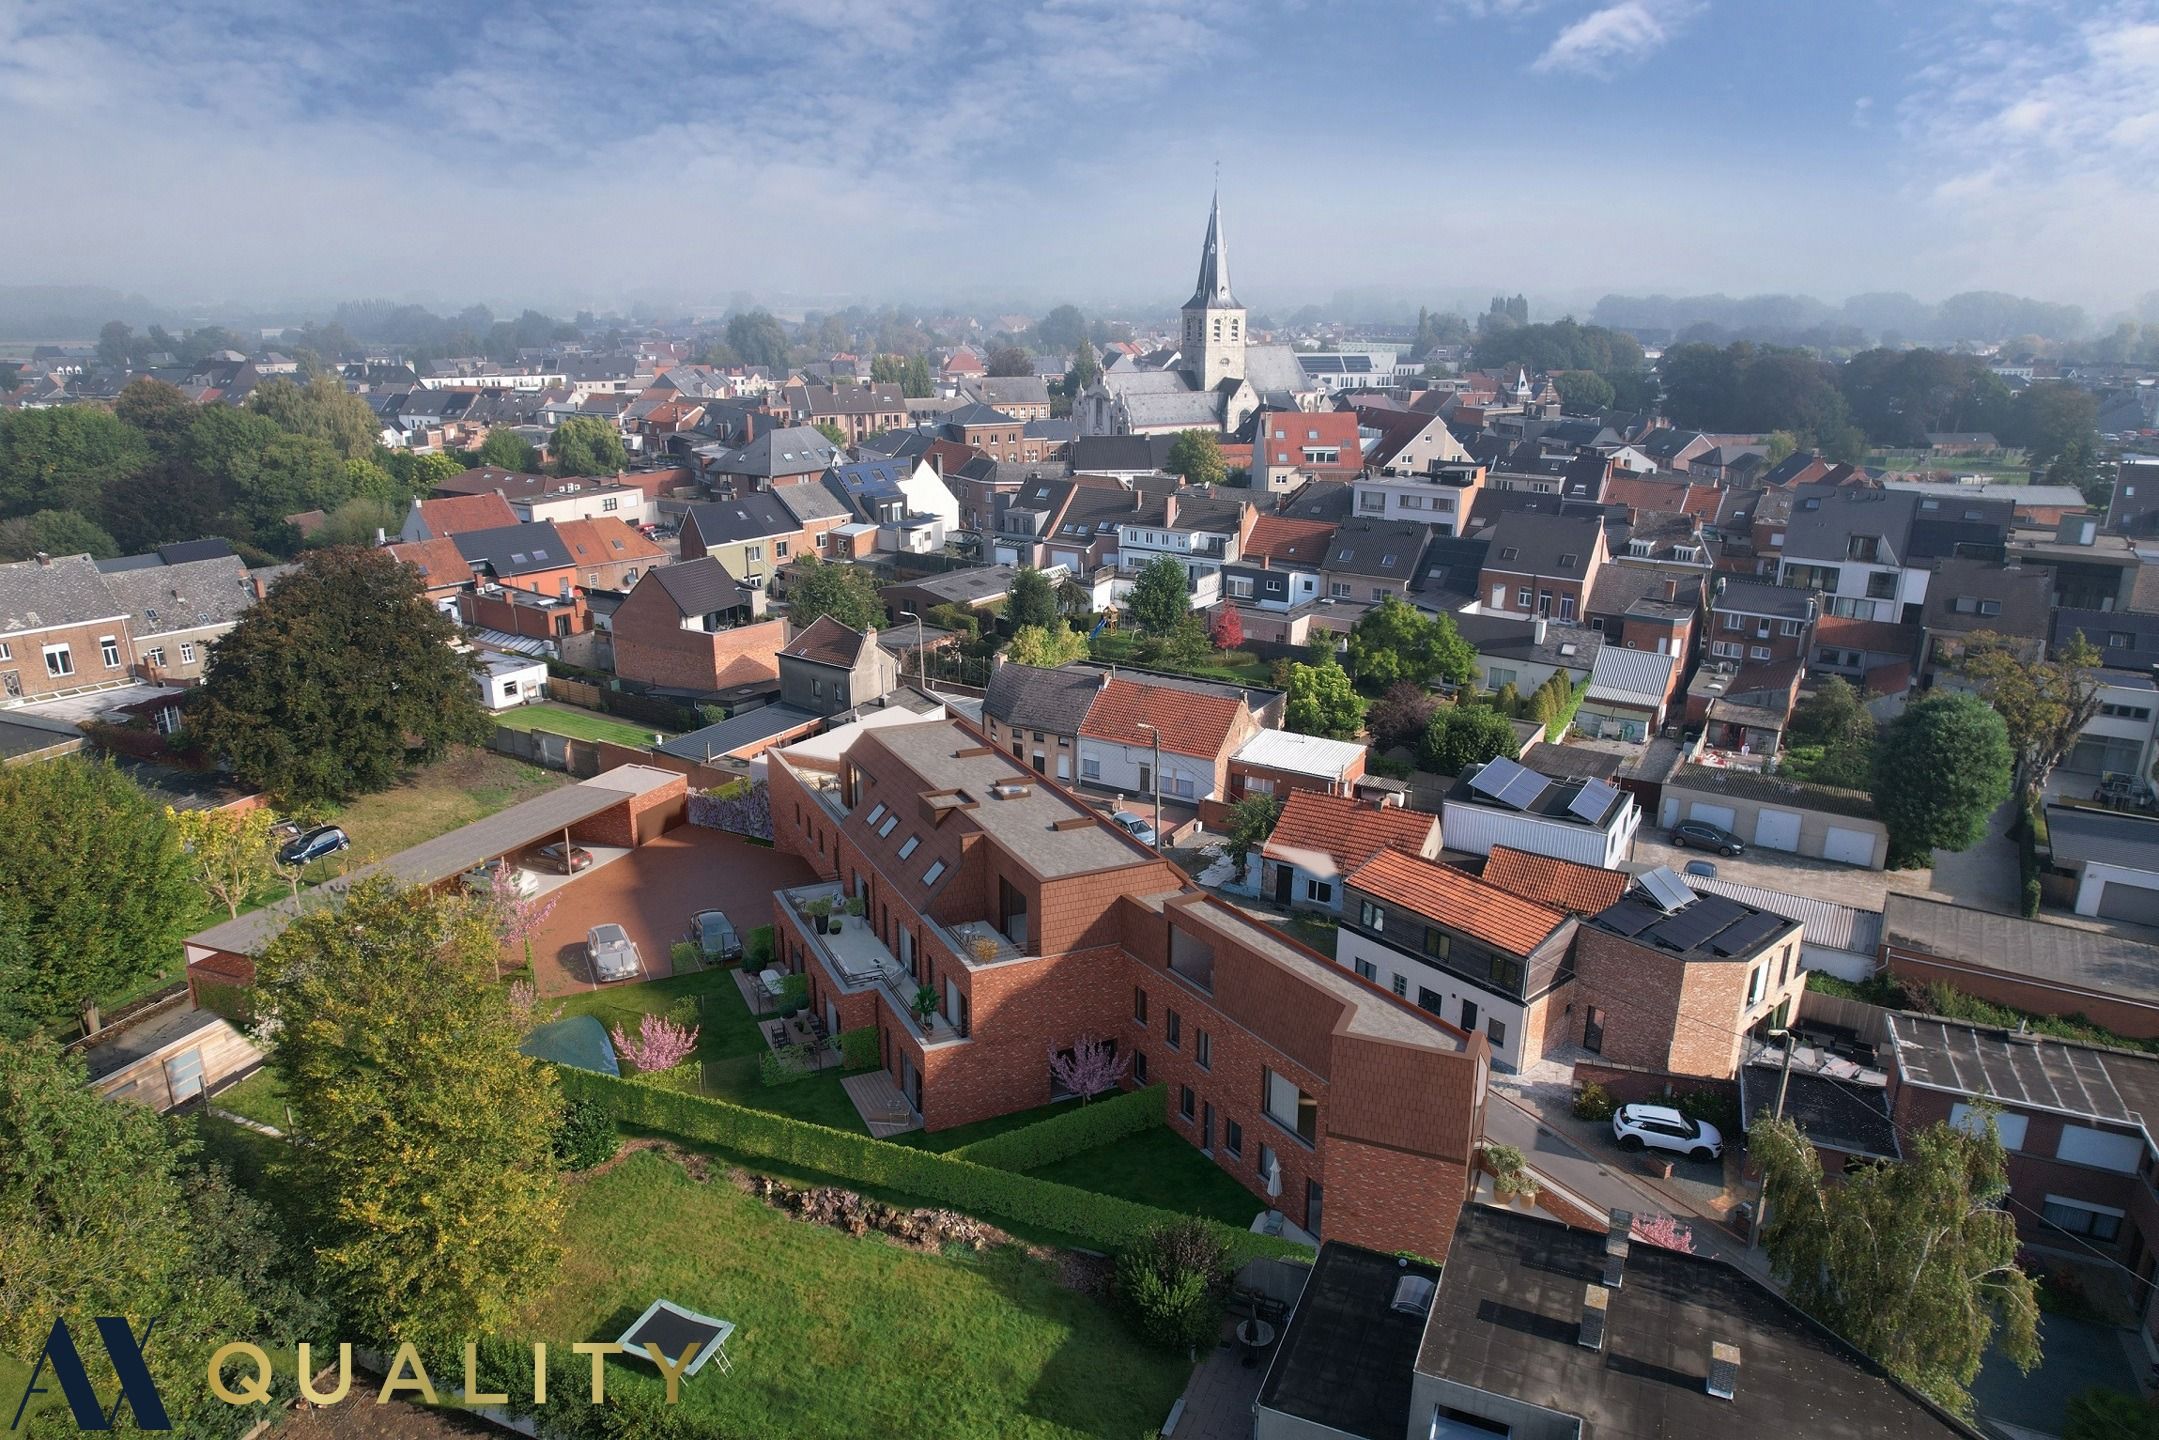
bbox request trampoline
[616,1299,736,1377]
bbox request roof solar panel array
[1638,866,1695,914]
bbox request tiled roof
[1346,848,1569,958]
[1262,791,1437,879]
[781,615,868,668]
[387,537,472,588]
[553,517,665,566]
[1244,515,1338,566]
[1814,614,1920,656]
[1079,676,1244,758]
[413,492,518,535]
[1480,845,1630,916]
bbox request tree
[1037,305,1089,354]
[96,319,135,367]
[1116,1219,1230,1352]
[168,804,278,919]
[1008,620,1089,667]
[189,547,491,806]
[612,1013,700,1074]
[1344,596,1476,691]
[1048,1033,1132,1101]
[1285,661,1367,740]
[1008,565,1058,630]
[2044,439,2109,508]
[1874,692,2013,868]
[1128,554,1191,636]
[0,758,193,1030]
[1368,681,1440,749]
[1764,429,1800,464]
[475,426,540,473]
[257,878,564,1349]
[812,420,850,448]
[0,361,21,393]
[2065,1388,2159,1440]
[114,375,199,448]
[312,495,401,549]
[246,374,381,459]
[548,414,626,477]
[1752,1112,2038,1418]
[2004,380,2098,464]
[985,345,1033,377]
[1209,606,1243,650]
[725,309,793,372]
[1961,630,2105,808]
[1222,793,1282,863]
[872,353,933,397]
[1421,704,1520,774]
[1164,429,1226,487]
[784,554,885,632]
[0,405,152,518]
[1063,347,1102,397]
[0,507,119,560]
[1552,369,1613,414]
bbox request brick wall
[1884,946,2159,1039]
[0,619,137,702]
[612,604,788,693]
[566,774,689,848]
[1571,926,1805,1079]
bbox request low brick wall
[1574,1060,1738,1112]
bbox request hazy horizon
[5,0,2157,321]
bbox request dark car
[278,824,350,867]
[692,909,741,960]
[1683,859,1718,879]
[1670,821,1744,857]
[538,842,594,874]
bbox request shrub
[2065,1387,2159,1440]
[1479,1141,1537,1200]
[1572,1080,1616,1121]
[778,971,809,1016]
[954,1085,1164,1171]
[1116,1218,1232,1351]
[670,940,699,971]
[759,1044,819,1087]
[1673,1087,1739,1135]
[552,1097,617,1171]
[745,924,776,968]
[835,1026,879,1071]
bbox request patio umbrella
[1264,1154,1282,1202]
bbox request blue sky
[2,0,2154,318]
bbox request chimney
[1099,669,1114,689]
[1604,1208,1632,1288]
[1532,616,1547,645]
[1663,577,1678,600]
[375,527,387,546]
[33,551,50,567]
[1163,494,1178,528]
[1707,1342,1740,1400]
[1578,1285,1608,1351]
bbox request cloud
[1530,1,1697,74]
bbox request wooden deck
[841,1070,922,1138]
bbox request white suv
[1610,1103,1724,1162]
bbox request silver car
[587,923,643,982]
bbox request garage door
[1687,803,1737,831]
[2099,880,2159,926]
[1754,810,1802,852]
[1822,826,1876,867]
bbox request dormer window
[1500,547,1520,562]
[1559,553,1578,568]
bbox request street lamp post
[1747,1027,1796,1250]
[1136,722,1164,853]
[898,609,927,690]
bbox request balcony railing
[780,883,964,1045]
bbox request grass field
[492,702,672,746]
[1866,449,2034,479]
[525,1149,1190,1440]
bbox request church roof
[1185,191,1240,310]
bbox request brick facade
[0,616,137,704]
[1570,925,1806,1079]
[609,579,788,693]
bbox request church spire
[1187,190,1238,309]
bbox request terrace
[778,882,970,1046]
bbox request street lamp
[1746,1026,1797,1250]
[1135,721,1164,853]
[898,609,927,690]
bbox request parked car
[692,908,741,960]
[1611,1103,1724,1162]
[587,924,643,982]
[1111,810,1157,845]
[462,859,539,898]
[1669,821,1744,857]
[1682,859,1718,879]
[278,824,350,867]
[539,842,594,874]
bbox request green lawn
[209,1067,290,1130]
[526,1149,1190,1440]
[1030,1126,1260,1226]
[493,702,672,746]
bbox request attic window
[1559,553,1578,567]
[511,552,529,564]
[1559,643,1578,656]
[1500,547,1520,561]
[1380,555,1396,568]
[1921,499,1940,510]
[145,608,159,624]
[865,802,888,826]
[923,859,947,886]
[1339,548,1354,560]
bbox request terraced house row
[764,713,1491,1259]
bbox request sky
[2,0,2156,320]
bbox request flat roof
[2046,805,2159,874]
[186,765,680,956]
[1232,728,1366,778]
[1739,1062,1899,1159]
[1882,893,2159,1005]
[657,704,820,761]
[1257,1242,1438,1440]
[1887,1013,2153,1134]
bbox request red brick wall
[1228,755,1368,802]
[566,775,688,848]
[1571,927,1804,1078]
[1885,946,2159,1039]
[610,585,788,692]
[0,619,137,701]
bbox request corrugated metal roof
[1683,874,1880,954]
[1585,646,1675,706]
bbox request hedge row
[951,1084,1166,1172]
[555,1068,1302,1264]
[835,1026,879,1070]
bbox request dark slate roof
[1920,558,2052,638]
[1740,1063,1899,1160]
[655,704,820,761]
[450,522,572,577]
[708,426,841,477]
[645,556,750,617]
[1906,493,2013,561]
[2046,805,2159,874]
[943,401,1017,428]
[1453,612,1601,670]
[0,553,134,633]
[98,555,256,636]
[1256,1242,1437,1440]
[1481,510,1604,579]
[983,663,1101,734]
[1322,519,1426,579]
[1277,479,1355,522]
[687,492,800,546]
[1781,485,1920,562]
[2054,607,2159,672]
[1712,579,1815,622]
[1069,434,1171,474]
[1412,534,1491,599]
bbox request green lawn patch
[210,1067,289,1129]
[493,702,670,746]
[527,1149,1190,1439]
[1029,1126,1261,1227]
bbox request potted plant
[804,897,831,930]
[912,985,939,1026]
[844,895,866,928]
[968,933,999,964]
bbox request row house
[433,465,651,526]
[452,522,581,599]
[1707,578,1817,667]
[956,375,1053,421]
[1258,790,1438,916]
[695,426,844,492]
[399,491,519,542]
[981,661,1282,797]
[941,404,1051,464]
[1918,557,2054,681]
[1348,461,1484,537]
[821,457,960,554]
[1220,514,1333,612]
[765,715,1491,1258]
[781,382,908,443]
[1475,510,1607,623]
[99,554,265,687]
[680,492,810,587]
[1250,409,1367,493]
[0,553,144,704]
[1114,487,1255,580]
[1776,485,1929,624]
[553,517,667,593]
[1320,519,1428,604]
[1354,403,1476,479]
[1610,508,1715,583]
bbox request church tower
[1181,191,1246,386]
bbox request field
[492,702,673,747]
[1865,448,2033,480]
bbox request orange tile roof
[386,537,470,590]
[1814,615,1919,655]
[1347,848,1569,957]
[1079,677,1244,758]
[1262,791,1438,876]
[1244,515,1339,565]
[414,492,518,536]
[553,516,666,565]
[1481,845,1630,916]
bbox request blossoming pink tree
[1048,1034,1133,1102]
[613,1013,700,1073]
[482,883,559,978]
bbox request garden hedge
[951,1084,1165,1172]
[554,1068,1303,1264]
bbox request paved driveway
[521,826,816,995]
[1628,831,1911,910]
[1971,1313,2140,1438]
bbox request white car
[1610,1103,1724,1162]
[1111,810,1158,845]
[462,859,539,898]
[587,924,643,983]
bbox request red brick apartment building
[766,716,1490,1257]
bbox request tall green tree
[1164,430,1226,487]
[1344,595,1476,690]
[96,320,135,367]
[1007,565,1058,630]
[1008,620,1089,667]
[726,309,793,372]
[1961,630,2105,808]
[1752,1112,2038,1419]
[0,405,152,517]
[1420,704,1520,774]
[114,375,201,450]
[1063,348,1103,397]
[475,426,540,473]
[2004,381,2098,463]
[985,345,1033,377]
[784,554,886,632]
[1284,661,1367,740]
[1874,691,2013,868]
[0,757,193,1029]
[1222,793,1283,863]
[548,414,626,476]
[256,878,564,1348]
[1036,305,1089,354]
[0,507,120,560]
[872,353,933,397]
[246,374,382,459]
[1127,554,1191,636]
[189,547,490,806]
[1551,370,1613,413]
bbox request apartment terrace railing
[779,882,965,1046]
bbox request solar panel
[1469,756,1530,802]
[1637,866,1695,914]
[1568,779,1621,824]
[1709,912,1785,958]
[1497,769,1550,811]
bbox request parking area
[521,826,817,996]
[1628,830,1915,911]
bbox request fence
[488,725,605,779]
[546,675,604,709]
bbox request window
[1263,1068,1317,1145]
[1354,957,1377,982]
[1195,1029,1211,1071]
[746,544,764,561]
[1746,964,1766,1006]
[2057,1125,2143,1173]
[1391,974,1407,998]
[1487,666,1516,687]
[1082,757,1100,780]
[1865,571,1897,600]
[1133,1050,1148,1084]
[41,643,72,678]
[1780,619,1803,636]
[866,802,887,826]
[877,814,899,838]
[1133,987,1148,1024]
[1516,587,1532,607]
[898,835,920,859]
[0,641,9,660]
[1178,1085,1196,1122]
[1724,613,1744,632]
[1165,1009,1181,1048]
[1423,928,1451,959]
[1359,900,1386,932]
[1559,596,1577,621]
[145,646,166,667]
[2042,1196,2123,1242]
[1487,1016,1507,1048]
[776,539,789,558]
[1304,879,1333,903]
[602,497,618,511]
[922,860,947,885]
[1750,645,1772,660]
[1949,1103,2027,1150]
[1224,1119,1243,1158]
[98,636,120,668]
[1329,582,1351,598]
